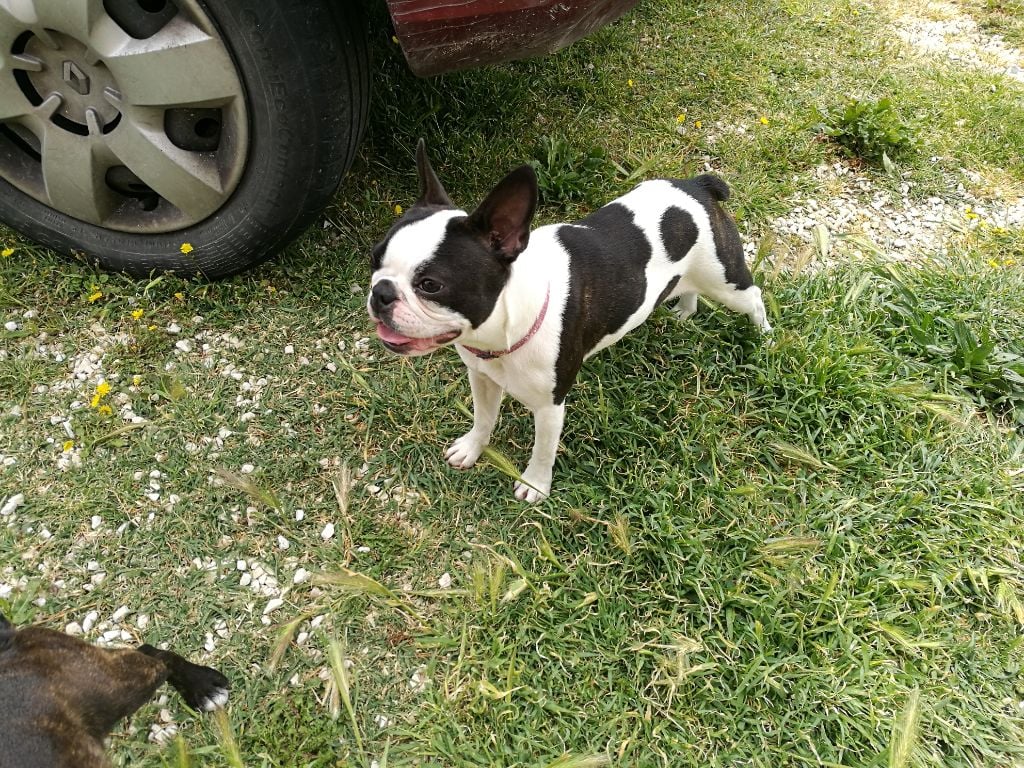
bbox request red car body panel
[386,0,640,76]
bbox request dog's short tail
[695,173,730,202]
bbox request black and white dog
[368,140,770,502]
[0,612,229,768]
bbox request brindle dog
[0,612,229,768]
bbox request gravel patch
[761,161,1024,266]
[894,1,1024,82]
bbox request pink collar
[461,286,551,360]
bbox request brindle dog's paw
[173,661,231,712]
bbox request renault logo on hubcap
[62,60,90,96]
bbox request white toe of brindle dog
[368,140,771,503]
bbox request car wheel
[0,0,369,278]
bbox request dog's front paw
[514,467,552,503]
[445,432,488,469]
[173,662,231,712]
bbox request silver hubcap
[0,0,248,233]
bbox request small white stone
[356,546,370,554]
[239,572,252,587]
[438,572,453,589]
[240,463,255,474]
[236,559,248,571]
[65,621,84,635]
[90,515,102,530]
[293,568,310,585]
[277,535,290,550]
[0,494,25,516]
[166,322,181,334]
[23,309,37,319]
[284,344,295,354]
[175,339,193,353]
[4,321,18,332]
[320,522,335,540]
[263,597,284,616]
[136,614,150,630]
[295,508,305,521]
[112,605,131,622]
[82,610,99,633]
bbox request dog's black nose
[371,280,399,315]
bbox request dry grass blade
[328,637,364,753]
[544,754,612,768]
[313,566,397,599]
[173,734,191,768]
[214,467,281,510]
[314,565,426,624]
[212,709,245,768]
[770,442,835,471]
[888,688,921,768]
[268,613,308,672]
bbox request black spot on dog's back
[554,203,651,403]
[661,207,698,263]
[669,176,752,289]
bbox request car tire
[0,0,369,279]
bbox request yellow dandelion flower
[391,35,399,44]
[988,258,1000,268]
[87,290,103,303]
[131,308,144,319]
[676,113,686,124]
[694,119,702,129]
[96,382,111,397]
[627,78,635,88]
[965,212,979,220]
[174,292,184,301]
[147,324,157,331]
[62,440,74,452]
[180,242,194,254]
[394,204,403,216]
[132,374,142,387]
[759,116,770,125]
[1,247,13,257]
[1005,258,1017,267]
[90,393,101,408]
[98,404,113,417]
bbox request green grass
[2,0,1024,766]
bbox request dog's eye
[417,278,443,294]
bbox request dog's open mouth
[375,322,460,354]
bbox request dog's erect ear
[0,613,13,650]
[415,138,452,208]
[467,164,538,262]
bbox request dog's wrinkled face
[368,140,538,356]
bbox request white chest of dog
[368,140,771,502]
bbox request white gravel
[894,1,1024,82]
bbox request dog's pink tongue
[376,322,416,345]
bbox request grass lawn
[2,0,1024,766]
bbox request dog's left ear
[467,165,538,262]
[415,138,453,208]
[0,613,13,651]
